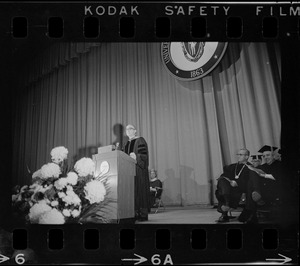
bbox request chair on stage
[153,184,166,214]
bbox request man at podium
[123,124,150,221]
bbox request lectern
[92,149,136,223]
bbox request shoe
[217,214,229,223]
[252,191,262,202]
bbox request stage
[136,205,299,225]
[136,205,244,224]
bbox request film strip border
[0,2,299,265]
[6,224,298,264]
[0,2,300,41]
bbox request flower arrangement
[12,146,112,224]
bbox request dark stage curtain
[12,42,281,206]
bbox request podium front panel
[93,151,136,222]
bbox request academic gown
[124,137,150,218]
[216,162,252,209]
[255,160,283,203]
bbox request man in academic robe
[240,145,283,224]
[123,124,150,221]
[215,148,253,223]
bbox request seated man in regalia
[215,148,253,223]
[240,145,284,223]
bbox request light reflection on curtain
[12,42,281,206]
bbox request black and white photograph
[5,41,297,225]
[0,1,299,265]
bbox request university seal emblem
[161,42,228,81]
[181,42,205,62]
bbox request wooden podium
[92,150,136,222]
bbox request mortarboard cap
[251,155,263,160]
[258,145,278,153]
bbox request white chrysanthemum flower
[50,200,59,207]
[72,196,81,206]
[62,191,81,206]
[66,185,73,191]
[50,146,68,164]
[40,163,61,179]
[39,209,65,224]
[32,169,41,179]
[62,209,71,217]
[62,195,72,206]
[54,177,68,190]
[84,180,106,204]
[74,158,95,177]
[58,192,66,198]
[66,172,78,185]
[28,200,52,223]
[66,190,73,197]
[73,194,81,205]
[71,209,80,218]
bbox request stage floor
[135,205,299,224]
[136,205,245,224]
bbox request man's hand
[264,174,275,180]
[129,152,137,160]
[230,180,238,187]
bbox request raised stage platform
[136,205,299,225]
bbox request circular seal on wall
[161,42,228,81]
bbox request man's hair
[126,124,137,130]
[240,148,250,156]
